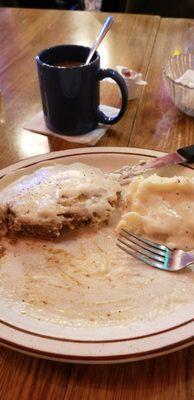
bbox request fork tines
[117,229,169,270]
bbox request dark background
[102,0,194,18]
[0,1,85,9]
[1,0,194,18]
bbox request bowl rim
[163,51,194,90]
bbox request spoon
[85,16,114,65]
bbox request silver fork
[117,229,194,271]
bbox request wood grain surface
[130,18,194,151]
[0,7,193,400]
[0,346,193,400]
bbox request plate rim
[0,335,193,364]
[0,147,167,178]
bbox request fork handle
[182,251,194,267]
[177,144,194,162]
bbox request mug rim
[36,44,100,70]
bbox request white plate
[0,147,193,363]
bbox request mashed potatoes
[117,174,194,250]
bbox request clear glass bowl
[163,52,194,116]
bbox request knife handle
[177,145,194,162]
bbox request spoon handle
[85,16,114,65]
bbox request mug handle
[97,68,128,125]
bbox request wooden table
[0,8,193,400]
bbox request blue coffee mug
[36,45,128,135]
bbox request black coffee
[54,61,82,68]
